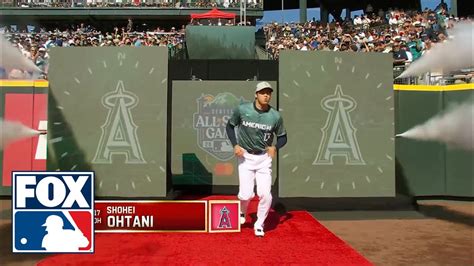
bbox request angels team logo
[208,200,240,232]
[92,80,146,164]
[193,93,246,161]
[217,206,232,229]
[313,85,365,165]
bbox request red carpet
[38,197,372,266]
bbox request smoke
[396,102,474,150]
[398,22,474,78]
[0,119,43,150]
[0,33,42,74]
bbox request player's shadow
[0,223,49,264]
[245,205,293,232]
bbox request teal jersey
[228,102,286,152]
[407,40,422,61]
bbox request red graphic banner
[94,201,208,232]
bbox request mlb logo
[12,172,94,253]
[208,200,240,233]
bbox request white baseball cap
[255,81,273,93]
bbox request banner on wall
[171,81,277,186]
[279,51,395,197]
[48,47,168,197]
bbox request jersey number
[263,133,272,141]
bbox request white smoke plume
[398,21,474,78]
[0,33,42,74]
[396,102,474,150]
[0,119,43,150]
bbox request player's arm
[275,134,287,150]
[225,123,237,147]
[274,116,287,141]
[266,135,287,158]
[267,116,287,158]
[226,106,244,157]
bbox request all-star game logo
[193,93,246,161]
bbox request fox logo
[12,172,94,253]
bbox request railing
[393,64,417,85]
[394,64,473,85]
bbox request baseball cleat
[240,213,246,224]
[254,228,264,237]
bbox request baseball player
[226,81,287,237]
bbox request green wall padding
[395,87,473,197]
[279,51,395,197]
[395,91,445,195]
[48,47,168,197]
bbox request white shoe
[240,213,246,224]
[254,227,265,237]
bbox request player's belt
[246,149,266,155]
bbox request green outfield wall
[395,84,474,197]
[48,47,168,197]
[2,54,472,199]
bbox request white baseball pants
[237,151,272,230]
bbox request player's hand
[234,145,244,157]
[266,146,277,158]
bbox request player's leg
[237,156,255,224]
[254,155,272,236]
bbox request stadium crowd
[5,0,262,9]
[264,7,459,58]
[1,5,472,83]
[261,6,473,83]
[1,22,186,79]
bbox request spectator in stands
[392,41,408,66]
[8,69,28,79]
[365,4,374,17]
[127,18,133,33]
[0,67,7,79]
[406,34,423,61]
[35,47,48,72]
[377,9,385,21]
[353,15,363,29]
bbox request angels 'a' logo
[313,85,365,165]
[92,80,146,164]
[217,206,232,228]
[193,93,245,161]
